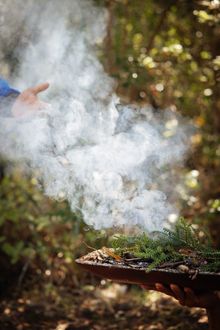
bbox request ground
[0,280,209,330]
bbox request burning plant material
[76,220,220,290]
[109,219,220,273]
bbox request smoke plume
[0,0,190,232]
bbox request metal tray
[76,257,220,291]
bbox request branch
[146,1,176,53]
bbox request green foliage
[111,219,220,272]
[0,170,108,284]
[161,219,204,250]
[96,0,220,233]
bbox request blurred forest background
[0,0,219,329]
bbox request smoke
[0,0,191,232]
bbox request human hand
[142,283,220,309]
[12,82,49,117]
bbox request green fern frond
[110,218,220,272]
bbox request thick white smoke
[0,0,190,232]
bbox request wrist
[207,306,220,330]
[0,92,20,117]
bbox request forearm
[207,307,220,330]
[0,93,19,117]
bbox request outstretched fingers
[155,283,175,298]
[184,288,197,301]
[141,284,156,290]
[170,284,185,304]
[142,282,220,308]
[29,82,50,95]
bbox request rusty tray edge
[75,258,220,276]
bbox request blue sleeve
[0,77,20,117]
[0,77,20,97]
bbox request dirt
[0,281,208,330]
